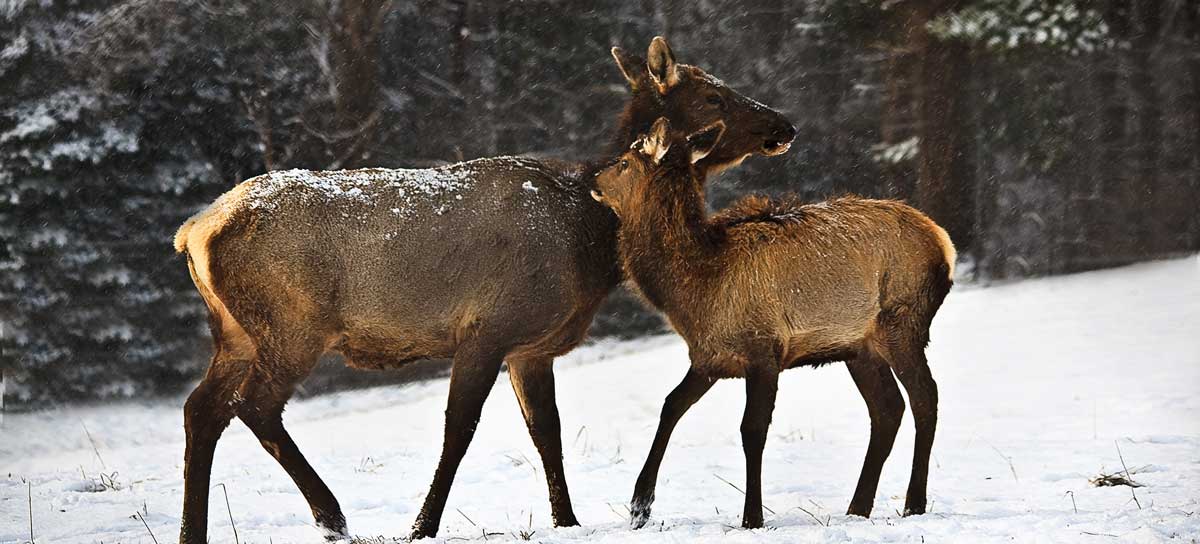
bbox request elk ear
[646,36,681,94]
[611,47,645,92]
[687,121,725,164]
[640,117,672,164]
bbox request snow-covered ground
[2,256,1198,543]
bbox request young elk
[590,118,954,529]
[173,37,794,543]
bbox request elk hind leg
[236,343,347,540]
[508,356,579,527]
[180,353,247,544]
[845,350,905,517]
[874,314,938,517]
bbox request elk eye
[706,94,724,107]
[620,159,629,170]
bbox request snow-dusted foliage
[0,1,262,403]
[929,0,1111,55]
[1,0,1196,404]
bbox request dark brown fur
[592,119,955,529]
[173,38,794,543]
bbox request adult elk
[173,37,795,542]
[590,118,954,529]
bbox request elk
[590,118,955,529]
[172,37,795,543]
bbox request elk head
[611,36,794,176]
[591,117,725,217]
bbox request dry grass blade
[1115,441,1142,510]
[712,473,776,515]
[987,443,1018,482]
[27,481,33,544]
[606,502,628,521]
[80,420,106,470]
[796,505,829,527]
[134,511,160,544]
[457,507,477,527]
[215,483,240,544]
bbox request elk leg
[629,368,716,529]
[180,360,244,544]
[890,345,938,516]
[845,353,906,517]
[740,364,779,529]
[411,342,506,539]
[507,357,579,527]
[237,362,346,540]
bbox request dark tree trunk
[915,23,972,254]
[1097,1,1133,263]
[884,0,973,255]
[466,0,499,156]
[1189,1,1200,251]
[327,0,390,168]
[879,15,919,201]
[1131,0,1165,253]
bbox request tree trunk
[879,14,919,201]
[327,0,390,168]
[466,0,499,156]
[885,0,973,255]
[1096,0,1133,264]
[1131,0,1164,253]
[1189,1,1200,251]
[915,21,972,254]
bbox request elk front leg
[410,342,506,540]
[630,368,716,529]
[740,364,779,529]
[507,357,579,527]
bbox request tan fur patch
[918,216,957,279]
[177,181,258,360]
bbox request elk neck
[617,162,721,323]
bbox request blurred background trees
[2,0,1197,405]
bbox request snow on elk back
[244,163,478,217]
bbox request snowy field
[2,256,1198,543]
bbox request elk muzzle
[761,123,797,156]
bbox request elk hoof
[409,518,438,541]
[629,500,651,530]
[316,513,349,541]
[902,504,927,516]
[741,514,764,529]
[553,512,580,527]
[846,502,873,518]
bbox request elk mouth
[761,139,792,156]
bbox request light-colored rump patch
[925,219,957,279]
[176,182,257,360]
[896,203,958,280]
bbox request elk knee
[184,386,233,438]
[740,419,770,444]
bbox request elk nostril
[777,124,797,142]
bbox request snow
[245,166,476,214]
[1,256,1198,543]
[0,89,102,144]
